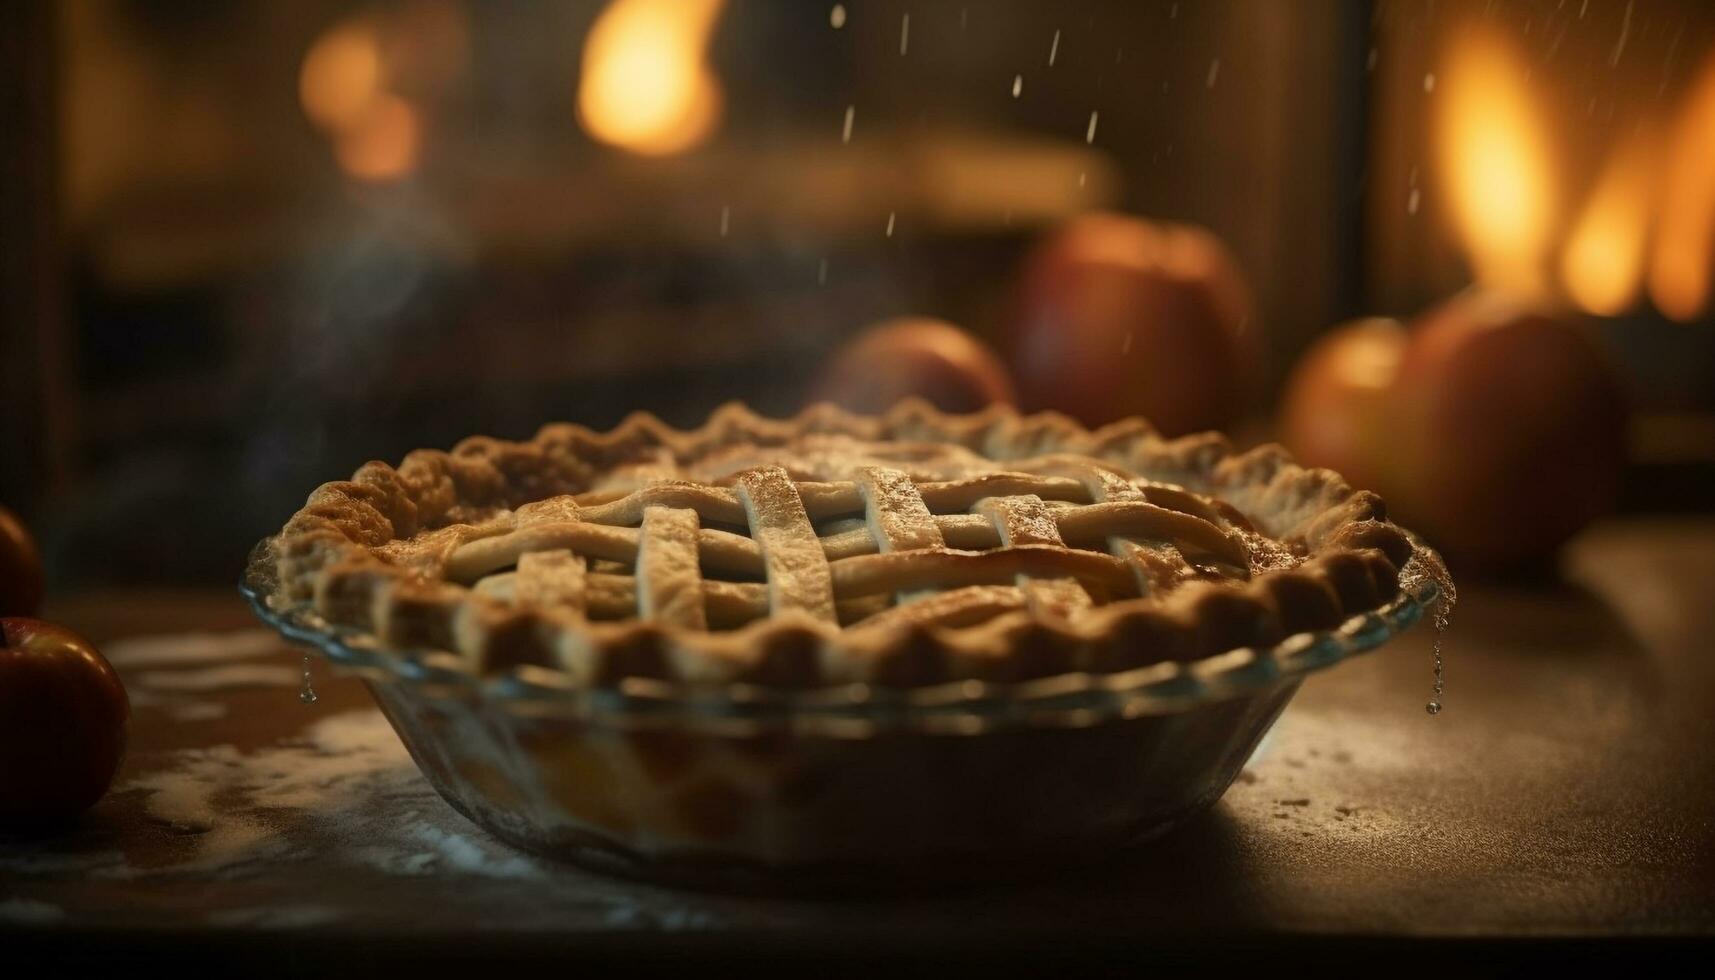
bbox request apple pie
[273,401,1426,689]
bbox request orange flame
[1435,27,1556,297]
[1649,53,1715,322]
[1561,125,1659,316]
[577,0,725,157]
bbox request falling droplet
[817,257,829,284]
[719,204,730,237]
[1170,3,1179,19]
[1120,331,1133,354]
[830,3,846,29]
[1085,110,1099,144]
[1078,171,1087,187]
[899,12,909,55]
[1407,188,1421,214]
[1423,72,1436,93]
[1608,0,1632,67]
[299,653,318,705]
[1367,47,1378,71]
[1206,58,1221,88]
[1048,29,1061,66]
[1403,547,1457,720]
[1425,615,1447,716]
[885,211,897,237]
[1011,74,1024,97]
[842,104,855,143]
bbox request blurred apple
[1,617,130,829]
[1385,291,1629,569]
[1005,213,1256,435]
[812,316,1016,414]
[1278,318,1408,494]
[0,505,45,617]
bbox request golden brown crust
[272,400,1442,688]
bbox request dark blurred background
[3,0,1713,589]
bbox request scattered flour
[124,710,547,882]
[206,904,346,930]
[105,629,289,668]
[0,898,68,924]
[110,629,299,722]
[135,665,299,693]
[167,701,230,722]
[5,706,731,932]
[0,847,137,880]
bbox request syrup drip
[1402,546,1456,718]
[299,653,318,704]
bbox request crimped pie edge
[273,400,1425,688]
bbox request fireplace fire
[1429,15,1715,322]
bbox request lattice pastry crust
[273,401,1430,688]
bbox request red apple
[0,618,130,829]
[1278,318,1409,494]
[1005,213,1256,435]
[1387,291,1629,569]
[812,316,1016,414]
[0,505,45,617]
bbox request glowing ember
[577,0,725,157]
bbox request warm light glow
[300,22,383,133]
[577,0,725,156]
[301,16,427,182]
[1561,125,1659,316]
[334,95,421,181]
[1650,53,1715,322]
[1435,28,1557,297]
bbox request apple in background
[1278,318,1409,495]
[811,316,1016,414]
[1,617,130,830]
[1386,291,1629,569]
[1005,213,1256,435]
[0,505,45,617]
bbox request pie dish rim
[242,533,1438,734]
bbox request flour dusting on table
[105,629,289,668]
[135,664,300,693]
[109,628,299,722]
[125,710,549,882]
[0,898,68,924]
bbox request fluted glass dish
[242,537,1438,890]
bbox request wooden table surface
[5,517,1714,969]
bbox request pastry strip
[975,495,1093,617]
[636,506,708,628]
[513,549,588,613]
[737,466,838,622]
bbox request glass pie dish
[241,537,1440,890]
